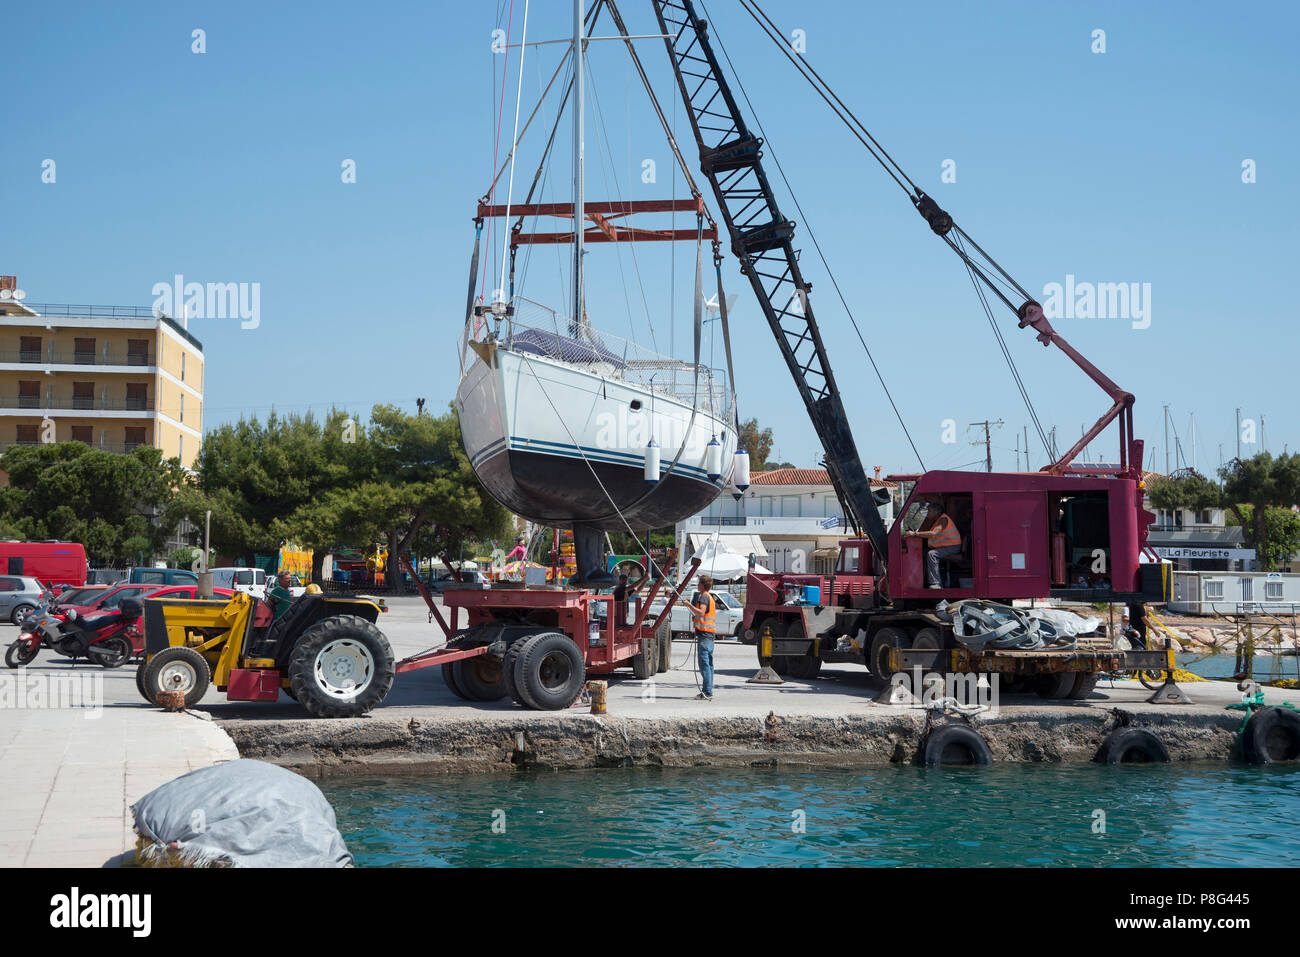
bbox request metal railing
[461,303,733,419]
[0,396,153,412]
[0,349,155,366]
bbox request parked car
[129,567,199,587]
[210,567,268,600]
[428,570,491,593]
[0,576,55,625]
[45,585,110,611]
[59,583,167,618]
[86,568,127,585]
[650,588,746,638]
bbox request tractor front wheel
[288,615,395,718]
[142,647,211,707]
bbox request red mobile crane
[651,0,1174,698]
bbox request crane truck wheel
[287,615,395,718]
[1241,707,1300,764]
[782,619,821,680]
[1096,728,1170,764]
[453,655,509,701]
[922,725,992,766]
[513,632,586,710]
[1067,673,1102,700]
[1035,671,1079,700]
[870,627,909,679]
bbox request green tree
[737,418,774,470]
[1219,452,1300,570]
[0,444,189,563]
[1146,471,1222,513]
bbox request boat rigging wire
[497,0,531,303]
[700,0,926,471]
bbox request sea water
[323,763,1300,867]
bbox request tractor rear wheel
[288,615,395,718]
[453,654,509,701]
[142,647,211,708]
[512,632,585,710]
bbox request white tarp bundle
[689,538,771,581]
[131,759,353,868]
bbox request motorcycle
[4,597,144,669]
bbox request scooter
[4,598,144,669]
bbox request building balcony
[682,514,853,537]
[0,349,155,367]
[0,396,154,413]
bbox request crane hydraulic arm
[651,0,890,562]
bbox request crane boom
[651,0,890,562]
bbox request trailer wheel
[288,615,395,718]
[1035,671,1079,699]
[1242,707,1300,764]
[503,638,530,707]
[514,632,586,710]
[453,654,509,701]
[441,662,467,700]
[1068,673,1102,700]
[922,725,992,766]
[142,646,211,708]
[870,627,908,679]
[632,630,658,680]
[656,616,672,673]
[1096,728,1170,764]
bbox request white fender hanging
[706,435,723,482]
[644,438,661,484]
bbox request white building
[676,467,896,578]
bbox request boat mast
[572,0,585,336]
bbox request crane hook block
[914,192,953,236]
[1016,300,1056,346]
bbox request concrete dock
[3,595,1298,866]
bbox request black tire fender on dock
[1096,727,1170,764]
[1241,706,1300,764]
[922,725,992,766]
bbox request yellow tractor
[136,591,395,718]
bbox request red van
[0,542,88,588]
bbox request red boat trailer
[395,556,701,709]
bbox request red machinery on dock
[395,556,699,710]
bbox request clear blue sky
[5,0,1297,475]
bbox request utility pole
[969,419,1004,472]
[1163,404,1170,474]
[1024,425,1030,471]
[1014,432,1021,471]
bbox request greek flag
[820,515,841,529]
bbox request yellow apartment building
[0,276,204,468]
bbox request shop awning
[688,532,768,559]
